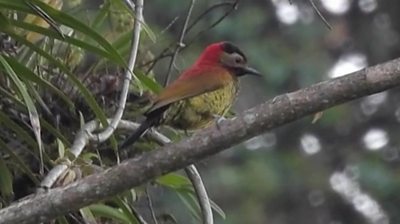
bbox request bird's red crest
[177,42,225,80]
[194,42,225,66]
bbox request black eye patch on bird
[221,42,247,63]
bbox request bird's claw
[213,115,227,130]
[272,96,279,103]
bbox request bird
[119,41,261,150]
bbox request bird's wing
[147,67,231,113]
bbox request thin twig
[184,166,213,224]
[308,0,332,30]
[146,129,214,224]
[185,0,238,47]
[187,1,236,32]
[163,0,196,86]
[92,0,144,142]
[160,16,180,35]
[141,0,238,75]
[25,1,65,39]
[145,185,159,224]
[121,121,214,224]
[130,206,149,224]
[144,47,171,75]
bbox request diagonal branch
[2,58,400,224]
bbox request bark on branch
[1,58,400,224]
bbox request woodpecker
[120,41,261,150]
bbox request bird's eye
[235,57,243,64]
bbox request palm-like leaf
[0,0,216,223]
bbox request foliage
[0,0,212,223]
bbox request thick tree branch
[1,58,400,224]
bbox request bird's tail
[119,118,155,151]
[118,105,168,152]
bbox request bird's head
[195,41,262,77]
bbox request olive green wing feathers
[147,67,232,114]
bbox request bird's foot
[213,114,227,130]
[272,96,279,103]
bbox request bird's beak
[242,66,262,76]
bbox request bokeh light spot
[330,172,388,223]
[328,53,367,78]
[360,92,387,116]
[272,0,300,25]
[321,0,351,15]
[245,132,276,151]
[300,134,321,155]
[362,128,389,151]
[358,0,378,13]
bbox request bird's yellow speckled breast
[163,79,238,130]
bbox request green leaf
[6,20,118,63]
[0,158,13,201]
[156,173,192,189]
[160,173,223,220]
[0,12,10,29]
[142,22,157,43]
[57,138,65,158]
[210,199,226,220]
[97,31,162,94]
[25,0,64,39]
[6,32,115,145]
[0,110,38,153]
[79,207,97,224]
[88,204,132,224]
[40,118,70,145]
[135,69,163,93]
[55,216,69,224]
[111,30,133,52]
[30,0,126,64]
[120,0,156,42]
[0,0,28,12]
[176,190,201,221]
[0,0,126,65]
[0,138,39,185]
[0,55,44,173]
[2,55,74,108]
[91,0,110,29]
[113,197,140,224]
